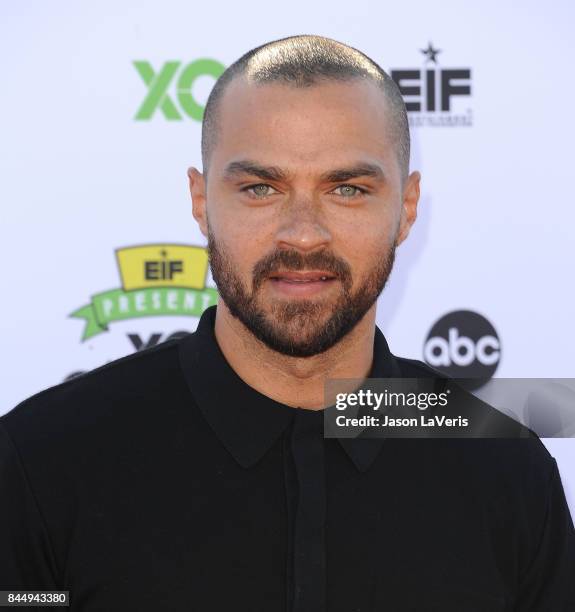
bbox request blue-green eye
[333,184,366,197]
[243,184,277,198]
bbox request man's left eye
[332,185,365,197]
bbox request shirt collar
[178,305,401,472]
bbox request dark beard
[207,224,396,357]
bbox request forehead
[211,77,397,176]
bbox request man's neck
[213,302,377,410]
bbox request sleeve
[0,421,60,590]
[515,457,575,610]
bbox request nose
[274,195,332,252]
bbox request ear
[187,167,208,238]
[395,170,421,247]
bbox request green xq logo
[133,59,226,121]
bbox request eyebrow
[320,163,385,183]
[223,161,288,182]
[222,160,386,183]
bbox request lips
[269,271,336,282]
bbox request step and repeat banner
[1,0,574,510]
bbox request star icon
[420,42,441,64]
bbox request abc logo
[424,310,501,389]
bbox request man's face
[192,77,419,357]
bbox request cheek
[335,213,398,263]
[207,191,265,251]
[219,218,274,262]
[209,209,275,282]
[208,185,276,240]
[332,218,398,289]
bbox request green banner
[70,286,219,340]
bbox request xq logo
[133,59,225,121]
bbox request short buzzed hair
[201,34,410,182]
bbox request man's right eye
[242,184,278,198]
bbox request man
[1,35,574,611]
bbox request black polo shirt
[1,304,574,611]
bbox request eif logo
[423,310,500,389]
[70,243,217,340]
[133,59,225,121]
[390,43,472,127]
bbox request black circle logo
[423,310,501,389]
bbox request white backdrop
[1,0,574,513]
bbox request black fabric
[290,410,326,612]
[1,304,574,611]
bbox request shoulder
[0,335,188,451]
[388,353,555,492]
[393,354,449,378]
